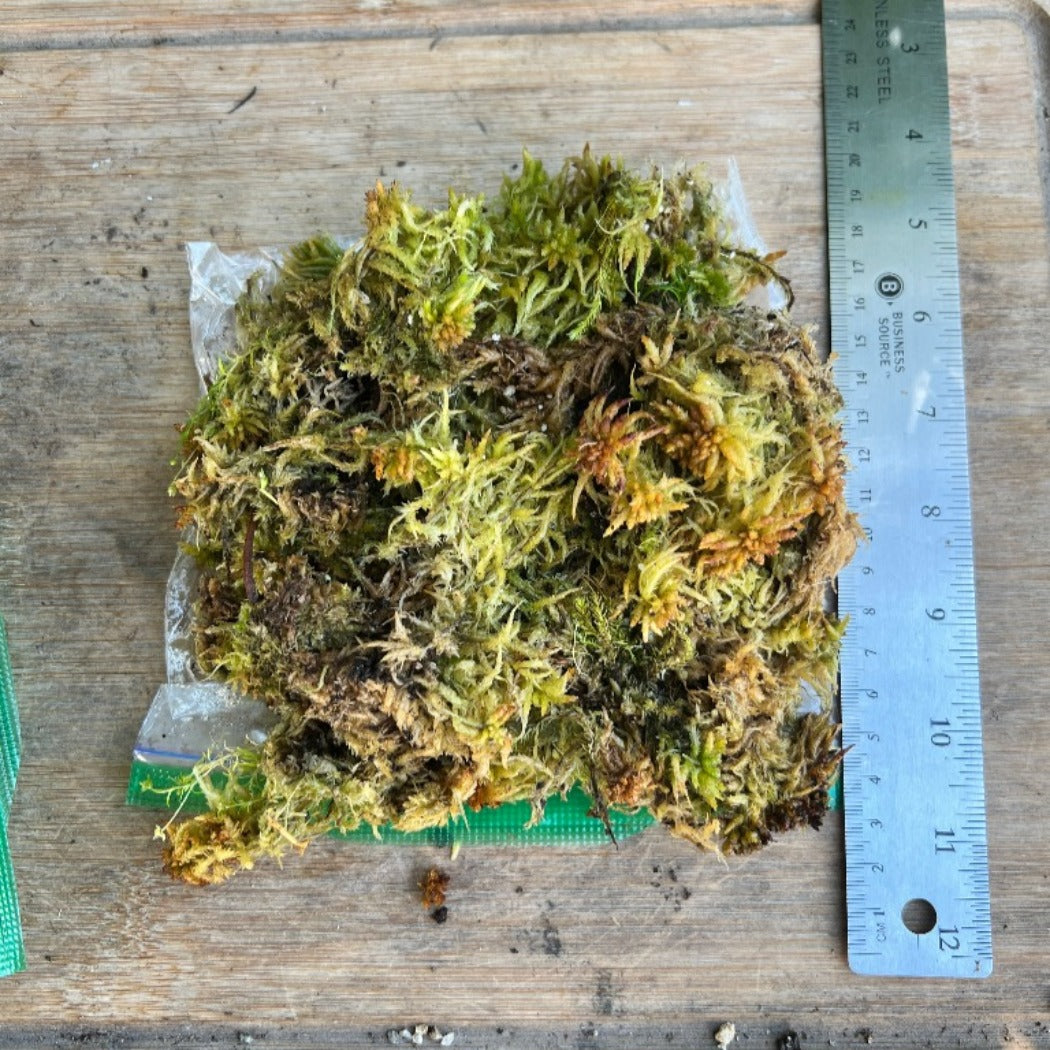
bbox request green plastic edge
[0,615,26,977]
[127,758,656,847]
[127,748,841,851]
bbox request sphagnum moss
[158,148,860,885]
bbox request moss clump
[159,148,859,884]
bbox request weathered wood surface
[2,0,1049,47]
[0,2,1048,1047]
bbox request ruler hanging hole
[901,898,938,935]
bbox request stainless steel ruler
[822,0,992,977]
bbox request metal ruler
[822,0,992,977]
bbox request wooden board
[1,3,1049,1046]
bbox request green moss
[158,148,859,884]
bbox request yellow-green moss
[159,148,858,884]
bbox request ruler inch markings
[822,0,992,979]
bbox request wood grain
[0,4,1049,1047]
[1,0,1048,49]
[0,1,823,49]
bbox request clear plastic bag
[127,160,792,842]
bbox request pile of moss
[159,148,858,884]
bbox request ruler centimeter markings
[822,0,993,977]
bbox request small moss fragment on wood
[157,147,860,884]
[420,867,450,911]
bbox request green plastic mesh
[126,759,655,847]
[0,615,25,976]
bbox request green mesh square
[127,758,655,847]
[0,615,25,977]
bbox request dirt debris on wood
[387,1024,455,1046]
[714,1020,737,1049]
